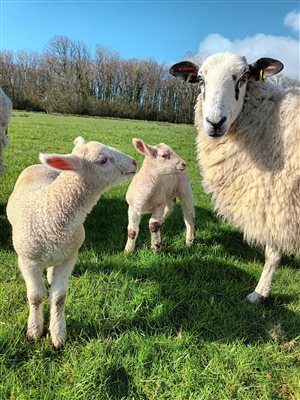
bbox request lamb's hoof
[27,328,43,341]
[151,243,162,253]
[50,326,66,349]
[124,247,134,253]
[26,323,44,341]
[185,239,194,247]
[246,291,267,304]
[51,333,66,349]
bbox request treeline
[0,36,200,123]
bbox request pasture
[0,111,299,399]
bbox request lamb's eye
[98,155,108,165]
[198,75,204,85]
[161,154,169,159]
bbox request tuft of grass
[0,111,299,400]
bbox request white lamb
[0,88,13,174]
[125,138,195,253]
[7,137,137,348]
[170,52,300,302]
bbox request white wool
[193,53,300,301]
[125,138,195,252]
[7,138,136,347]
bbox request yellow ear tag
[259,69,265,83]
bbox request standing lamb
[7,137,137,348]
[125,138,195,253]
[170,52,300,302]
[0,88,13,174]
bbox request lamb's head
[39,136,137,189]
[132,138,186,175]
[170,52,283,138]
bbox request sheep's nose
[206,116,227,133]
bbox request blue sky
[1,1,299,76]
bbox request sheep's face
[132,138,186,176]
[169,53,283,139]
[40,137,137,189]
[198,54,249,137]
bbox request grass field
[0,111,299,400]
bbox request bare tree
[0,35,198,123]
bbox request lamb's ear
[39,153,82,171]
[74,136,85,146]
[169,61,200,83]
[249,58,284,81]
[132,138,157,158]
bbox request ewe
[125,138,195,253]
[0,88,13,174]
[170,52,300,302]
[7,137,137,348]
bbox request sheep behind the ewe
[0,88,13,174]
[170,52,300,303]
[7,137,137,348]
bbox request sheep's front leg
[49,254,77,348]
[125,206,141,253]
[149,204,165,253]
[18,258,46,340]
[246,245,281,303]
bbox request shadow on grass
[1,195,299,354]
[104,366,143,400]
[68,197,300,345]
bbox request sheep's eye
[98,155,108,165]
[238,74,248,87]
[161,153,169,159]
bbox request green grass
[0,111,299,400]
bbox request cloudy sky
[1,1,299,78]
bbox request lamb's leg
[125,206,141,253]
[18,258,46,340]
[49,254,77,348]
[177,179,195,246]
[47,266,54,285]
[149,204,165,252]
[162,198,175,221]
[246,245,281,303]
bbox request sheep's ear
[132,138,157,158]
[249,58,284,81]
[74,136,85,146]
[39,153,82,171]
[169,61,200,83]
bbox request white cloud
[284,10,300,32]
[197,33,300,79]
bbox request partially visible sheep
[170,52,300,302]
[7,137,137,348]
[125,138,195,253]
[0,88,13,174]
